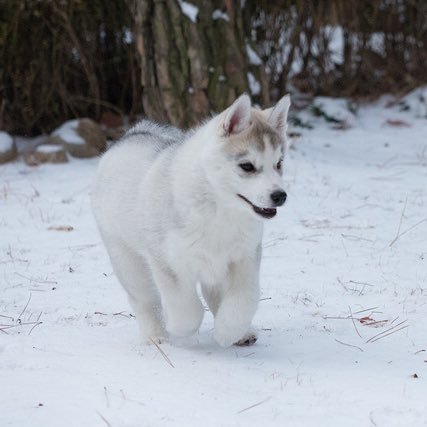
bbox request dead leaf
[359,316,388,328]
[385,119,411,128]
[48,226,74,232]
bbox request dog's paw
[140,328,168,345]
[143,335,168,345]
[214,321,257,347]
[214,327,248,348]
[234,331,258,346]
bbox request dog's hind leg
[103,235,166,344]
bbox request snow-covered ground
[1,98,426,426]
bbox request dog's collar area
[237,194,277,219]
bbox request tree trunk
[134,0,255,128]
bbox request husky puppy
[91,94,290,347]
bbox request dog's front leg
[213,255,260,347]
[150,261,204,338]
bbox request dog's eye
[239,162,256,173]
[276,160,283,170]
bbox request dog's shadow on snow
[149,330,289,364]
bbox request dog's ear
[264,94,291,136]
[223,94,252,135]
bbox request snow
[397,86,427,118]
[36,144,63,154]
[328,26,344,65]
[212,9,229,22]
[246,43,262,66]
[369,32,386,56]
[247,72,261,96]
[0,131,13,153]
[178,1,198,23]
[312,96,357,125]
[52,119,85,145]
[1,98,427,426]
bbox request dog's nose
[270,190,287,206]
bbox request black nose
[270,190,287,207]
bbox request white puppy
[91,94,291,347]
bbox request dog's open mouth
[237,194,277,219]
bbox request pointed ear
[223,94,252,135]
[264,94,291,135]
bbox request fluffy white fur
[91,94,291,347]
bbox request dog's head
[202,94,291,220]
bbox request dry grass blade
[28,321,43,335]
[369,325,409,343]
[15,273,58,285]
[353,307,379,315]
[0,314,14,320]
[150,339,175,368]
[335,339,364,352]
[349,306,362,338]
[390,218,427,247]
[96,411,113,427]
[0,320,43,335]
[389,197,407,247]
[18,293,32,320]
[366,320,408,343]
[238,396,271,414]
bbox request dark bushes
[1,0,426,135]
